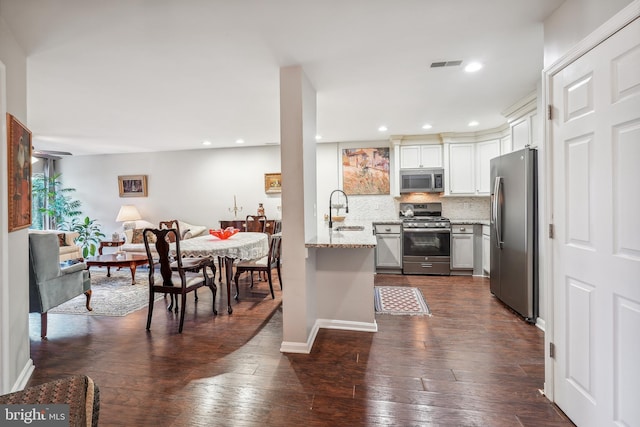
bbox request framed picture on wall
[7,113,32,232]
[264,173,282,193]
[341,147,390,195]
[118,175,148,197]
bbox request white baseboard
[536,317,546,332]
[11,359,35,392]
[280,318,378,354]
[315,318,378,333]
[280,322,320,354]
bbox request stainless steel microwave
[400,168,444,193]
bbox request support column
[279,66,318,353]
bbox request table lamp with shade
[116,204,141,230]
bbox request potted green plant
[70,216,106,258]
[31,173,82,230]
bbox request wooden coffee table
[85,253,149,285]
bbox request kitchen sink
[334,225,365,231]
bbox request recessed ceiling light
[378,125,388,132]
[202,140,212,146]
[235,139,244,144]
[464,62,483,73]
[315,135,322,140]
[422,124,433,130]
[468,121,479,127]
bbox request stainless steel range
[400,202,451,275]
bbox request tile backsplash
[339,193,490,221]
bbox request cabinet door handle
[385,228,391,232]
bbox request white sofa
[28,229,83,262]
[119,220,208,256]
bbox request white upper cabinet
[500,134,511,154]
[511,115,531,151]
[476,139,501,194]
[448,143,476,194]
[447,139,500,195]
[400,144,442,169]
[505,92,539,151]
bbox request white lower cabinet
[451,225,474,270]
[374,224,402,272]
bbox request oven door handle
[403,228,451,233]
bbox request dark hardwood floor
[27,271,574,426]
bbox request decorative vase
[257,203,265,216]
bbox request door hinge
[549,342,556,359]
[548,224,555,239]
[547,104,553,120]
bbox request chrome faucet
[329,189,349,229]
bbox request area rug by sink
[49,269,162,317]
[374,286,431,316]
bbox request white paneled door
[550,16,640,427]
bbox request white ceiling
[0,0,564,156]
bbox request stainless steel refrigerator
[490,147,538,323]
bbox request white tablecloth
[172,232,268,260]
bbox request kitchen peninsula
[305,222,378,333]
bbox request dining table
[170,232,269,314]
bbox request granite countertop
[306,220,377,248]
[450,219,490,225]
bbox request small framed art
[118,175,148,197]
[264,173,282,194]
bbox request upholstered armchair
[29,233,92,339]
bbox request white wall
[58,140,491,239]
[544,0,633,67]
[0,14,32,394]
[58,146,282,235]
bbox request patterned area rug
[49,268,162,317]
[374,286,431,316]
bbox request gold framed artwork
[7,113,32,232]
[118,175,148,197]
[341,147,390,195]
[264,173,282,193]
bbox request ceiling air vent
[430,60,463,68]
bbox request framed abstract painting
[341,147,390,195]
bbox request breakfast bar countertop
[371,219,403,225]
[306,221,377,248]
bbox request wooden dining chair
[159,219,216,312]
[143,228,217,333]
[245,215,267,232]
[233,234,282,300]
